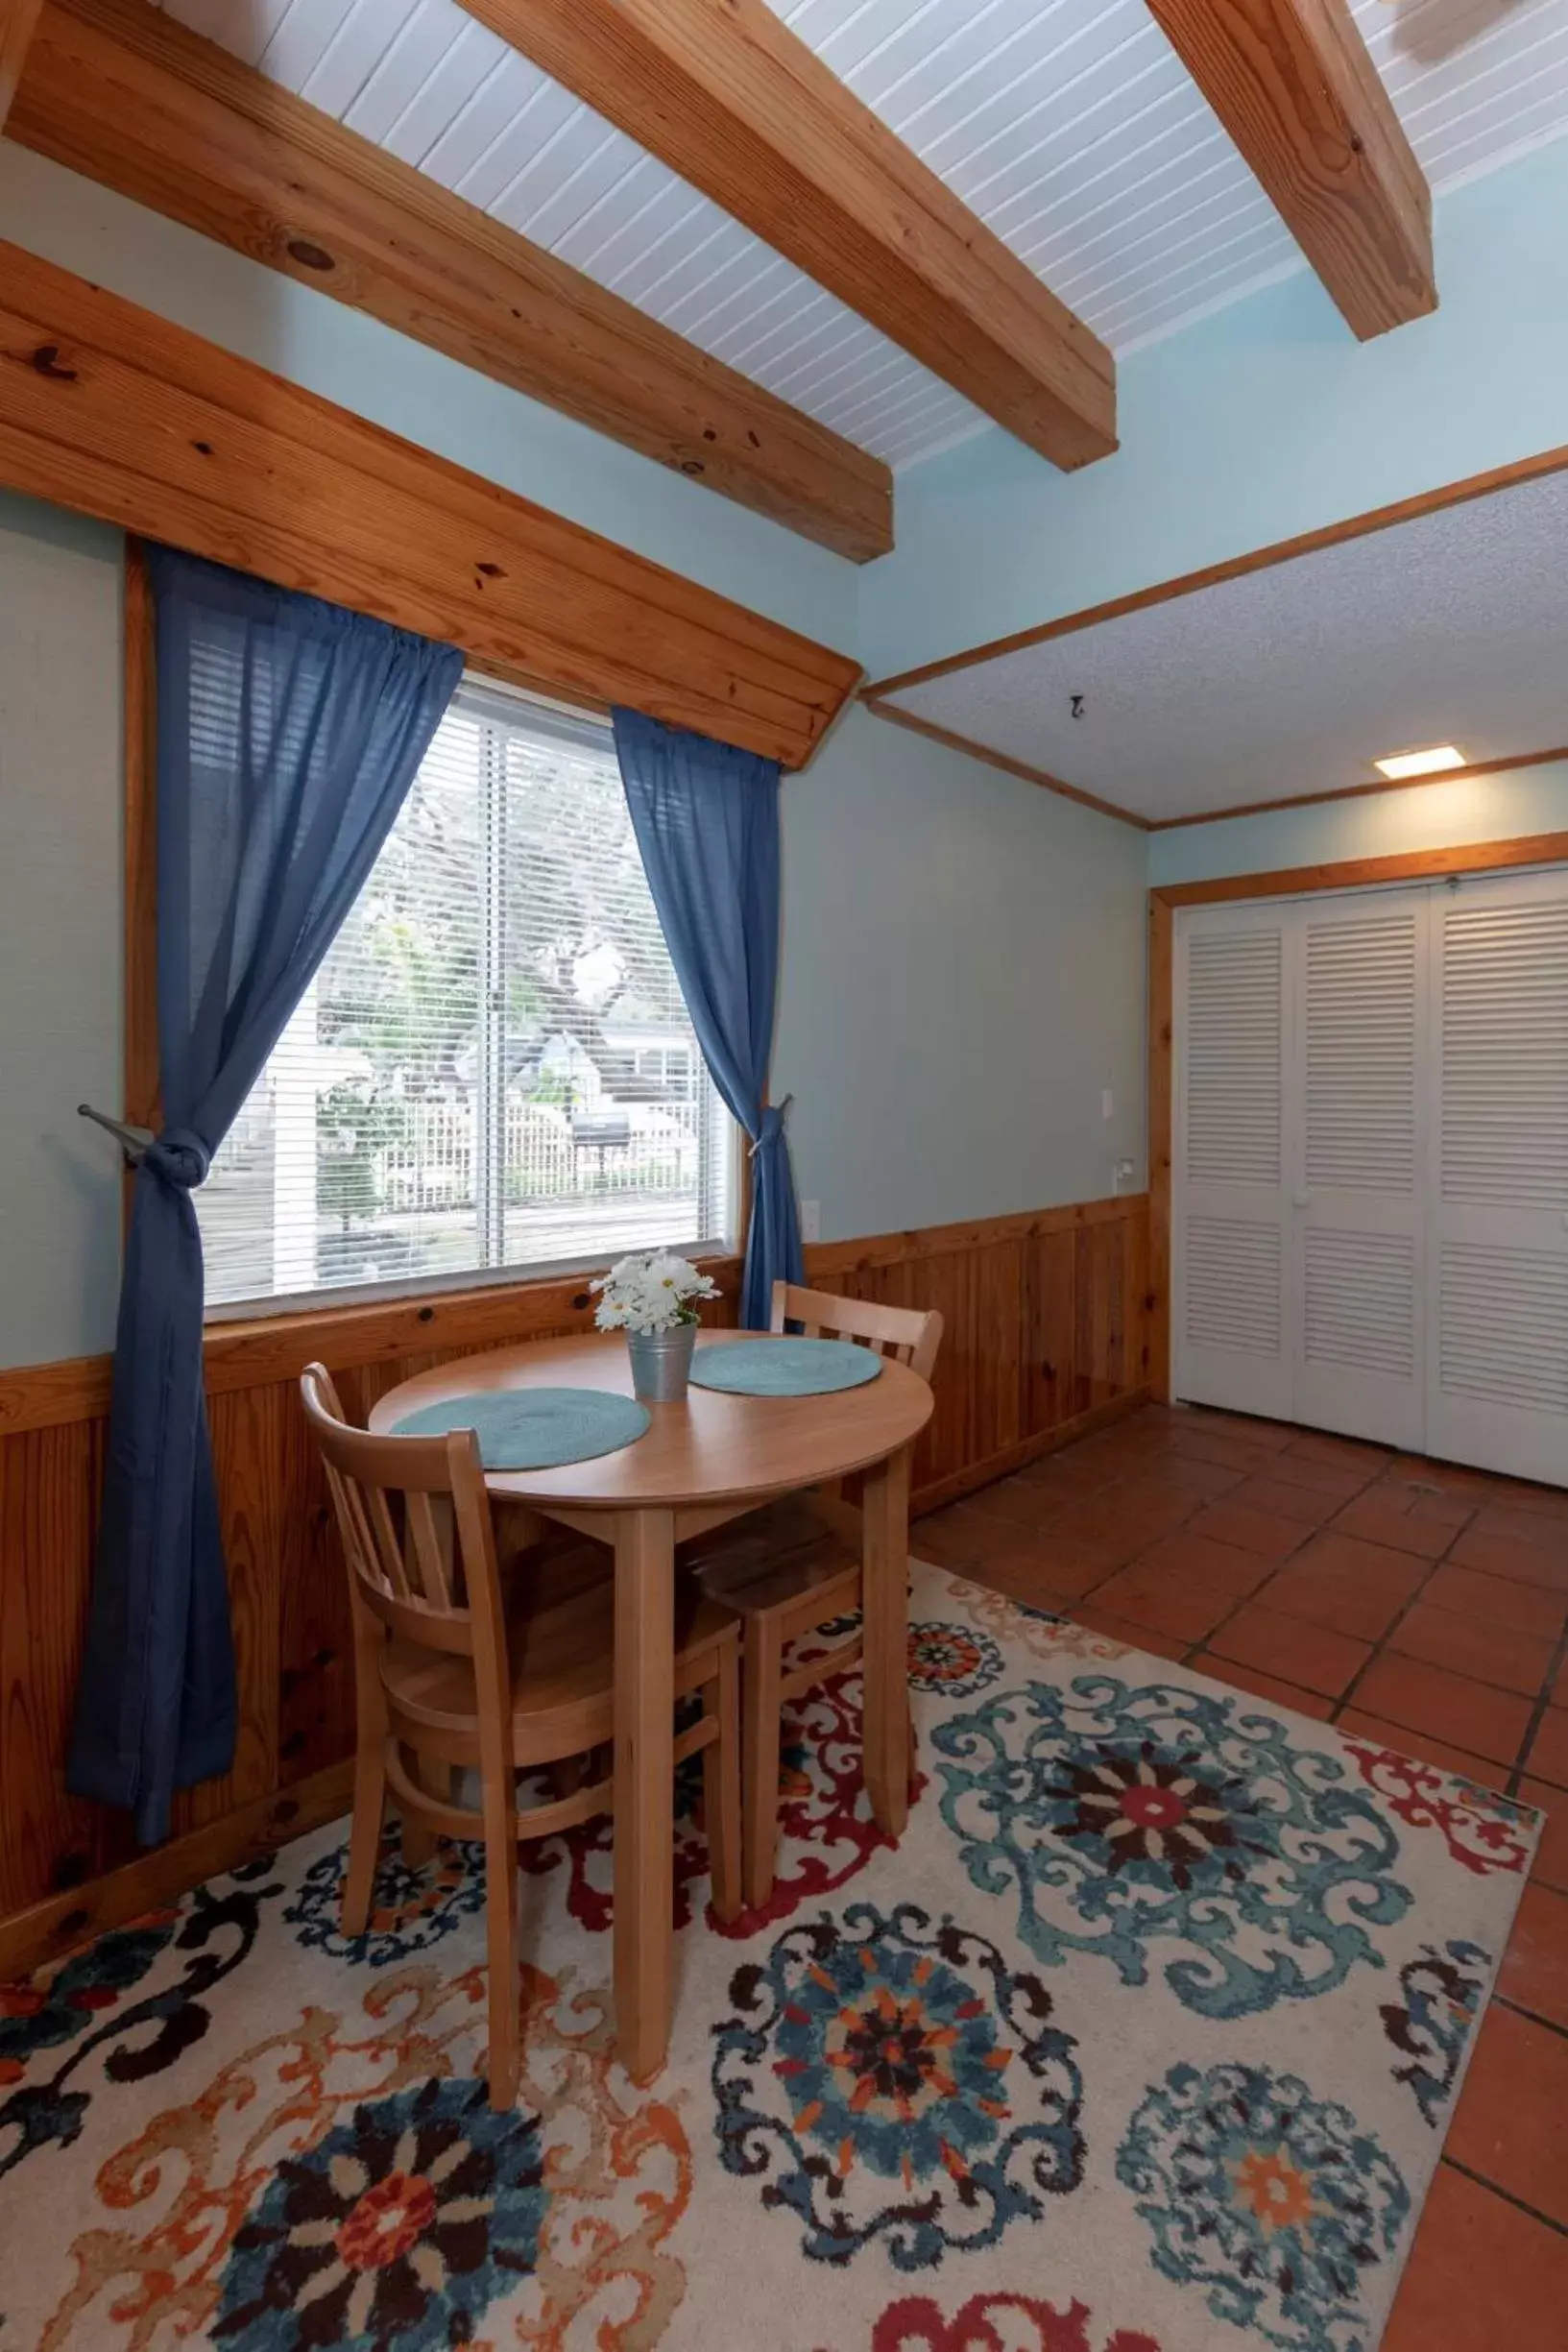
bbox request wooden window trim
[3,240,858,770]
[123,546,751,1335]
[1146,829,1568,1402]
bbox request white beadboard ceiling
[154,0,1568,473]
[880,467,1568,824]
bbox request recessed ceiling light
[1372,743,1468,781]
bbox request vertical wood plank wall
[0,1193,1147,1967]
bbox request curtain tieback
[750,1095,793,1157]
[144,1127,212,1189]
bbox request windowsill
[195,1241,745,1394]
[203,1237,738,1329]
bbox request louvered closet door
[1291,897,1428,1450]
[1427,872,1568,1485]
[1173,907,1293,1419]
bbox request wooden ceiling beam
[458,0,1117,473]
[5,0,891,563]
[0,0,42,130]
[1145,0,1435,338]
[0,239,861,768]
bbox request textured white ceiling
[882,469,1568,822]
[153,0,1568,472]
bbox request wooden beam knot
[31,341,78,380]
[1144,0,1434,340]
[10,0,893,559]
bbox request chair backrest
[770,1281,944,1383]
[300,1363,506,1666]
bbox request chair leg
[742,1612,785,1913]
[342,1735,388,1937]
[344,1598,390,1934]
[703,1645,743,1926]
[907,1712,920,1799]
[482,1775,520,2112]
[400,1749,442,1870]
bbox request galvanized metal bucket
[626,1321,697,1403]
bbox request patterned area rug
[0,1564,1540,2352]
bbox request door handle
[1292,1192,1310,1210]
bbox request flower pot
[626,1321,697,1403]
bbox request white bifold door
[1426,872,1568,1482]
[1173,871,1568,1485]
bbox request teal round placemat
[688,1337,883,1396]
[389,1387,650,1468]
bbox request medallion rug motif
[0,1564,1538,2351]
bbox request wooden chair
[687,1283,943,1909]
[301,1364,742,2107]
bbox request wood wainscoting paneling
[0,1194,1148,1974]
[808,1195,1149,1511]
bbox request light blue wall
[0,494,1148,1364]
[0,143,858,656]
[861,135,1568,682]
[779,706,1147,1237]
[0,492,125,1367]
[0,148,851,1363]
[1148,761,1568,887]
[6,128,1562,1360]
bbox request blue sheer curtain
[69,549,462,1844]
[612,707,804,1327]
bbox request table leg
[861,1443,912,1841]
[613,1506,676,2085]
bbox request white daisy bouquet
[591,1249,718,1335]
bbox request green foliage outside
[308,719,692,1232]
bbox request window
[199,681,735,1311]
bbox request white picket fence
[380,1098,696,1211]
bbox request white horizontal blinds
[200,680,730,1310]
[1293,902,1424,1445]
[1185,930,1283,1183]
[1429,876,1568,1480]
[490,691,729,1269]
[1174,913,1292,1417]
[199,700,487,1306]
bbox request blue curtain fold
[611,706,804,1328]
[69,548,462,1844]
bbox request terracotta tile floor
[915,1400,1568,2349]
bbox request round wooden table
[370,1328,934,2083]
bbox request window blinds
[199,681,733,1310]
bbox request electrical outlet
[1101,1088,1115,1120]
[800,1199,821,1243]
[1112,1158,1137,1194]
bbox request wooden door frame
[1146,829,1568,1402]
